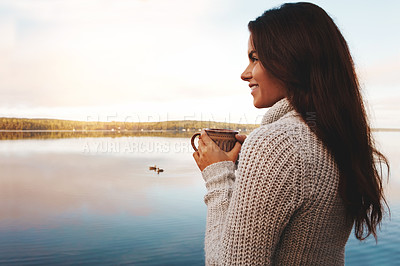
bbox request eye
[248,51,259,63]
[250,56,259,62]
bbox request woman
[192,2,389,265]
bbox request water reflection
[0,137,204,228]
[0,137,207,265]
[374,132,400,202]
[0,133,399,265]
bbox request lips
[249,84,259,91]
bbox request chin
[253,101,269,109]
[253,98,279,109]
[254,104,267,109]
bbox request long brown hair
[248,2,389,240]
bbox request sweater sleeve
[201,128,306,265]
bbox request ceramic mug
[191,128,238,152]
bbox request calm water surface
[0,133,399,265]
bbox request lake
[0,132,399,265]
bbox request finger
[235,134,247,144]
[227,141,242,161]
[192,151,202,170]
[193,151,200,161]
[198,138,206,153]
[200,130,220,149]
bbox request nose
[241,64,252,81]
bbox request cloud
[0,0,249,108]
[0,17,15,50]
[2,0,210,23]
[1,0,399,127]
[358,55,400,88]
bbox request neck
[261,98,294,125]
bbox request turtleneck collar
[261,97,294,126]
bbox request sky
[0,0,399,127]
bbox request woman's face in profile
[241,35,286,108]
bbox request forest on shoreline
[0,117,260,140]
[0,117,258,132]
[1,117,398,141]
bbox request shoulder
[245,110,328,175]
[238,110,322,182]
[235,111,309,204]
[238,111,309,174]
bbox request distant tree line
[0,118,259,132]
[0,130,196,140]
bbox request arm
[201,128,305,265]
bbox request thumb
[235,134,247,144]
[227,141,242,161]
[200,130,220,150]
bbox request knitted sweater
[201,98,353,265]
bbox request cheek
[252,64,265,82]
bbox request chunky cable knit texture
[201,98,353,265]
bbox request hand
[235,133,247,145]
[192,130,247,171]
